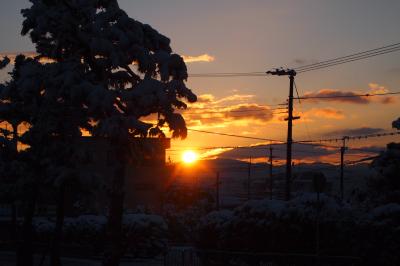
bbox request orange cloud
[302,107,345,120]
[1,51,216,65]
[190,93,255,109]
[182,93,275,128]
[182,54,215,63]
[368,83,388,94]
[183,103,274,128]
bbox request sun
[182,150,198,164]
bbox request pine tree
[20,1,197,265]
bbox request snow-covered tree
[0,55,46,266]
[21,1,197,266]
[367,142,400,206]
[393,118,400,130]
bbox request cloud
[190,93,255,109]
[214,94,254,104]
[302,107,345,120]
[215,143,384,164]
[303,89,370,104]
[184,103,274,128]
[196,94,215,103]
[182,94,275,128]
[0,51,53,64]
[324,127,385,137]
[182,54,215,63]
[293,58,317,65]
[368,83,388,94]
[216,143,339,164]
[303,84,396,105]
[1,51,216,65]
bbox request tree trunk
[16,191,36,266]
[50,184,66,266]
[10,123,18,242]
[102,144,126,266]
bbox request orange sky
[0,1,399,164]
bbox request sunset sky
[1,0,399,162]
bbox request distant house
[0,137,171,220]
[60,137,171,215]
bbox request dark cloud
[219,143,335,161]
[325,127,385,137]
[303,89,370,104]
[217,143,384,163]
[303,87,397,105]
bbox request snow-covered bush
[352,203,400,266]
[163,204,207,243]
[31,214,168,257]
[195,194,357,254]
[196,210,233,249]
[194,193,400,266]
[368,203,400,227]
[32,218,56,241]
[162,186,216,243]
[367,143,400,206]
[63,215,107,249]
[123,214,168,257]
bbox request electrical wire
[187,128,285,143]
[296,46,400,73]
[293,42,400,71]
[188,42,400,77]
[295,91,400,100]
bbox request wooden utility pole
[340,136,348,201]
[247,157,252,200]
[269,146,273,200]
[267,68,299,201]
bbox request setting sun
[182,150,198,164]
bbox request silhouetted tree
[20,1,196,266]
[1,54,96,266]
[393,118,400,130]
[0,55,44,266]
[358,118,400,207]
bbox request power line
[295,91,400,100]
[296,46,400,73]
[180,107,288,115]
[188,42,400,78]
[187,128,285,143]
[185,129,399,148]
[297,131,400,144]
[294,42,400,71]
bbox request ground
[0,252,163,266]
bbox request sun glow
[182,150,198,164]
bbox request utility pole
[267,68,299,201]
[269,146,273,200]
[216,171,220,210]
[247,157,252,200]
[340,136,348,201]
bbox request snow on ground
[0,252,163,266]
